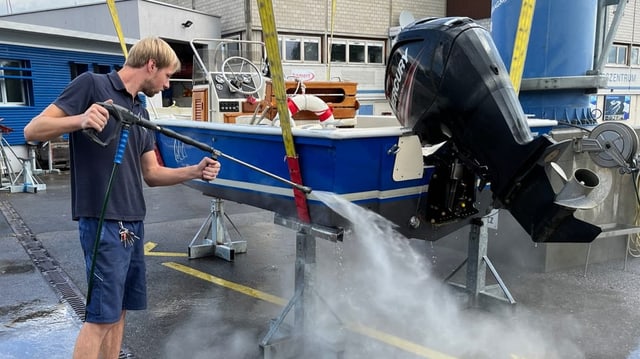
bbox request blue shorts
[79,218,147,324]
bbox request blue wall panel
[0,44,124,145]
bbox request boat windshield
[190,38,267,86]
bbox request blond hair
[125,37,181,72]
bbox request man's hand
[198,157,221,181]
[82,101,111,132]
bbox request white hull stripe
[194,178,429,202]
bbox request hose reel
[585,121,639,172]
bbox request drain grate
[44,270,66,285]
[0,200,135,358]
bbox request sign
[603,95,630,121]
[484,209,499,230]
[290,69,316,81]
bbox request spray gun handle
[83,102,144,147]
[97,102,141,125]
[82,128,109,147]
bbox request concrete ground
[1,171,640,358]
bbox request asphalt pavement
[2,172,640,358]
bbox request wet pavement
[1,171,640,358]
[0,216,79,359]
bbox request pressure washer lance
[95,101,312,194]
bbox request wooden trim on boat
[192,87,209,121]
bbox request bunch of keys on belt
[118,221,140,247]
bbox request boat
[149,18,638,243]
[153,116,455,239]
[152,36,480,240]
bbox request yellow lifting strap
[106,0,129,58]
[509,0,536,95]
[256,0,311,222]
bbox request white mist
[309,191,584,359]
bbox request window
[284,37,301,61]
[631,46,640,67]
[367,42,384,64]
[225,42,241,58]
[216,35,242,63]
[330,41,347,62]
[349,41,366,63]
[276,35,384,64]
[608,44,628,65]
[70,62,89,79]
[279,36,321,62]
[331,39,385,64]
[304,38,320,62]
[93,64,112,74]
[0,59,32,105]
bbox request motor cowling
[385,17,602,243]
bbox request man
[23,37,220,359]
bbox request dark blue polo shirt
[54,70,155,221]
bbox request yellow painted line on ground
[163,261,286,306]
[162,261,455,358]
[346,323,457,359]
[144,242,187,257]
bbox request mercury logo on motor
[390,48,409,114]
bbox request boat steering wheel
[221,56,264,95]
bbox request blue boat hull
[153,119,476,239]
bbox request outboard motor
[385,17,602,243]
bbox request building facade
[597,0,640,125]
[2,0,640,150]
[160,0,448,114]
[0,21,126,147]
[163,0,640,123]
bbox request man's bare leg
[100,311,126,359]
[72,311,126,359]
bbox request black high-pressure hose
[97,102,312,193]
[83,102,313,320]
[84,124,131,320]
